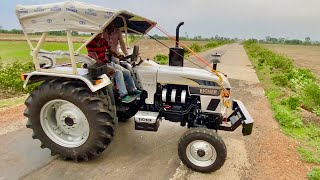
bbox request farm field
[263,44,320,77]
[0,33,208,63]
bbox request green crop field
[0,41,87,63]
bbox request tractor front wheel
[178,128,227,173]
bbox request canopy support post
[33,32,47,71]
[67,31,78,75]
[127,28,144,35]
[24,33,34,50]
[120,16,129,47]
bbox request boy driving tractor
[86,31,140,103]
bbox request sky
[1,0,320,40]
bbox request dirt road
[0,44,308,180]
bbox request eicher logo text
[189,87,220,96]
[200,88,219,95]
[137,118,153,123]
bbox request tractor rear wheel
[178,128,227,173]
[24,79,116,161]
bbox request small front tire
[178,128,227,173]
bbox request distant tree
[269,37,278,44]
[305,37,311,42]
[193,35,202,41]
[279,38,285,44]
[10,29,23,34]
[265,36,271,42]
[71,31,79,36]
[285,39,303,45]
[304,37,311,45]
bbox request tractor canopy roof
[16,0,156,35]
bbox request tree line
[257,36,320,46]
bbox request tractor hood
[134,60,231,104]
[157,65,231,88]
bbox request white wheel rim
[40,99,90,148]
[186,140,217,167]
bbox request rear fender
[23,71,112,92]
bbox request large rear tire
[24,79,116,161]
[178,128,227,173]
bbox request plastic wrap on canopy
[15,0,156,34]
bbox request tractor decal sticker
[206,99,220,111]
[85,8,97,17]
[79,20,86,25]
[34,7,45,13]
[19,8,28,15]
[104,12,114,19]
[51,6,61,12]
[66,5,78,13]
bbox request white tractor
[17,1,253,173]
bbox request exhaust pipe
[175,22,184,47]
[169,22,185,67]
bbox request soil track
[0,104,26,136]
[0,43,309,179]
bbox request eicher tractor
[16,1,253,173]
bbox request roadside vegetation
[154,40,231,65]
[154,54,169,65]
[308,167,320,180]
[243,40,320,179]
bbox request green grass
[308,167,320,180]
[0,41,87,63]
[243,40,320,178]
[298,147,320,164]
[0,95,26,108]
[154,54,169,65]
[0,41,32,62]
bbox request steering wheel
[120,45,139,65]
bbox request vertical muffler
[169,22,185,67]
